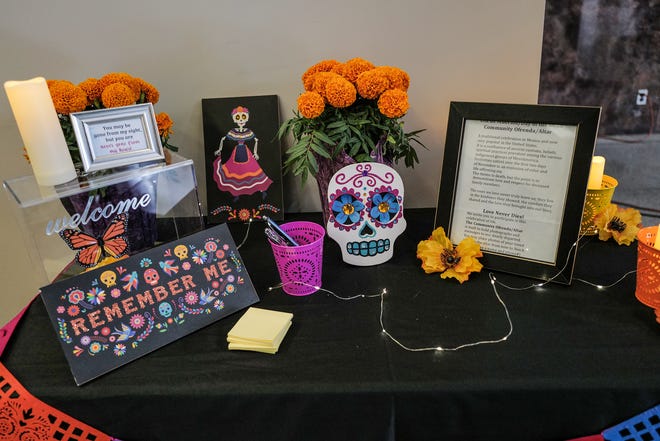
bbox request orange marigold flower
[48,80,88,114]
[98,72,140,101]
[137,78,160,104]
[324,76,357,108]
[156,112,174,138]
[78,78,102,105]
[302,60,341,91]
[101,83,137,108]
[340,57,375,83]
[310,72,341,97]
[356,69,389,99]
[330,62,345,76]
[297,91,325,119]
[593,203,642,245]
[416,227,483,283]
[378,66,410,91]
[377,89,409,118]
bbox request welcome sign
[40,223,259,385]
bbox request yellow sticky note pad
[228,342,279,354]
[227,307,293,353]
[228,321,292,354]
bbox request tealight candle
[4,77,77,186]
[587,155,606,190]
[655,225,660,251]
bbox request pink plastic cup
[268,221,325,296]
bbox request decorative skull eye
[329,191,365,227]
[368,190,401,225]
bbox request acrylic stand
[3,157,203,284]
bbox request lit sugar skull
[326,163,406,266]
[144,268,160,286]
[100,270,117,287]
[158,301,172,318]
[174,244,189,260]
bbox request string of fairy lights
[237,219,637,353]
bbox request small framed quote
[434,102,601,284]
[70,103,165,173]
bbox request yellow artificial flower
[593,203,642,245]
[48,80,88,115]
[324,76,357,108]
[417,227,483,283]
[297,91,325,119]
[378,89,409,118]
[302,59,341,91]
[101,82,138,108]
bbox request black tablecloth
[2,209,658,441]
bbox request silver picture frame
[70,103,165,173]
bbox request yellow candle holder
[580,175,618,236]
[635,226,660,323]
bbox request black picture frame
[202,95,284,224]
[434,102,601,284]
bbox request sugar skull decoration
[326,163,406,266]
[143,268,160,286]
[99,270,117,287]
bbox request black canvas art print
[202,95,283,223]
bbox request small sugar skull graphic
[326,163,406,266]
[144,268,160,286]
[174,245,189,260]
[100,270,117,287]
[158,301,172,318]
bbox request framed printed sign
[70,103,165,173]
[434,102,601,284]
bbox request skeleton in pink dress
[213,106,272,199]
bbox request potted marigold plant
[278,58,425,221]
[45,72,178,258]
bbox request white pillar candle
[587,155,606,190]
[4,77,77,186]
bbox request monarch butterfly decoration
[59,213,130,269]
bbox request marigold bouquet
[278,58,424,182]
[46,72,177,172]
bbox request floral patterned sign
[40,223,259,385]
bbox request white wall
[0,0,545,324]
